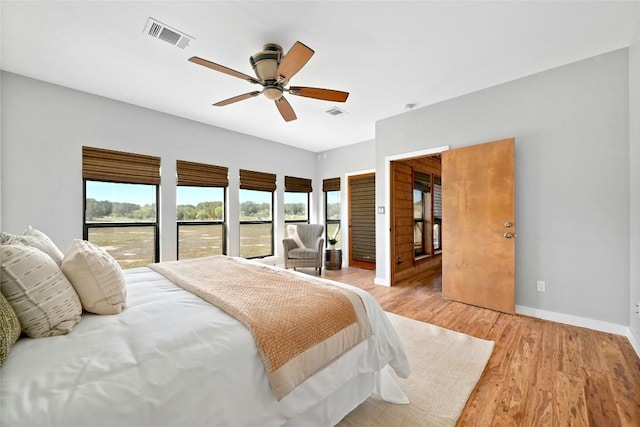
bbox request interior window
[325,190,341,249]
[239,189,273,258]
[177,186,226,259]
[413,172,431,257]
[84,181,158,269]
[284,191,309,224]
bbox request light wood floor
[315,266,640,426]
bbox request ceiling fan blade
[276,41,314,82]
[275,96,297,122]
[213,91,261,106]
[189,56,260,84]
[288,87,349,102]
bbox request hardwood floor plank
[553,372,589,426]
[318,267,640,426]
[596,333,640,426]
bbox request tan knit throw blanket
[149,256,372,400]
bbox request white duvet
[1,261,409,427]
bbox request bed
[1,255,410,427]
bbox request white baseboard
[516,305,628,336]
[517,305,640,358]
[628,328,640,358]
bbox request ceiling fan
[188,41,349,122]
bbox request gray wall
[630,25,640,344]
[375,49,630,327]
[0,72,318,262]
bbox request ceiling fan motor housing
[250,43,282,81]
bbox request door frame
[379,146,450,286]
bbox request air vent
[144,18,193,49]
[325,107,347,116]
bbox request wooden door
[441,138,515,313]
[349,173,376,269]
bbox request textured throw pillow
[62,239,126,315]
[0,291,21,366]
[21,226,65,266]
[0,226,64,266]
[0,244,82,338]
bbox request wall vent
[144,18,193,49]
[325,106,347,116]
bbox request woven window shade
[285,176,312,193]
[83,146,160,185]
[239,169,276,192]
[323,177,340,192]
[176,160,228,187]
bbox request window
[83,146,160,269]
[284,176,311,224]
[239,169,276,258]
[433,176,442,251]
[323,177,341,249]
[413,171,442,258]
[176,160,228,260]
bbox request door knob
[504,221,513,227]
[504,232,514,238]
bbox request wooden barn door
[349,173,376,269]
[441,138,516,313]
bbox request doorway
[348,173,376,269]
[389,156,443,285]
[388,138,516,314]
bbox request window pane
[239,189,273,258]
[240,223,272,258]
[326,191,340,220]
[434,176,442,251]
[86,181,156,223]
[413,190,423,220]
[284,192,308,221]
[414,222,424,255]
[177,187,224,221]
[327,222,341,249]
[87,226,155,269]
[178,224,224,259]
[239,189,272,221]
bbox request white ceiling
[1,1,638,152]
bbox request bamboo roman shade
[82,146,160,185]
[322,177,340,192]
[239,169,276,192]
[284,176,312,193]
[176,160,229,187]
[349,174,376,263]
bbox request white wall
[316,139,376,267]
[0,72,317,262]
[375,49,630,327]
[629,21,640,348]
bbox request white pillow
[0,226,64,266]
[0,244,82,338]
[62,239,126,315]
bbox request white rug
[338,312,495,426]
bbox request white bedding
[0,260,409,427]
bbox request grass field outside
[90,223,274,269]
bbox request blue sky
[86,182,281,206]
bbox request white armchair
[283,224,324,274]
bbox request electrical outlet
[536,280,546,292]
[635,303,640,317]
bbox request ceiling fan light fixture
[263,87,283,100]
